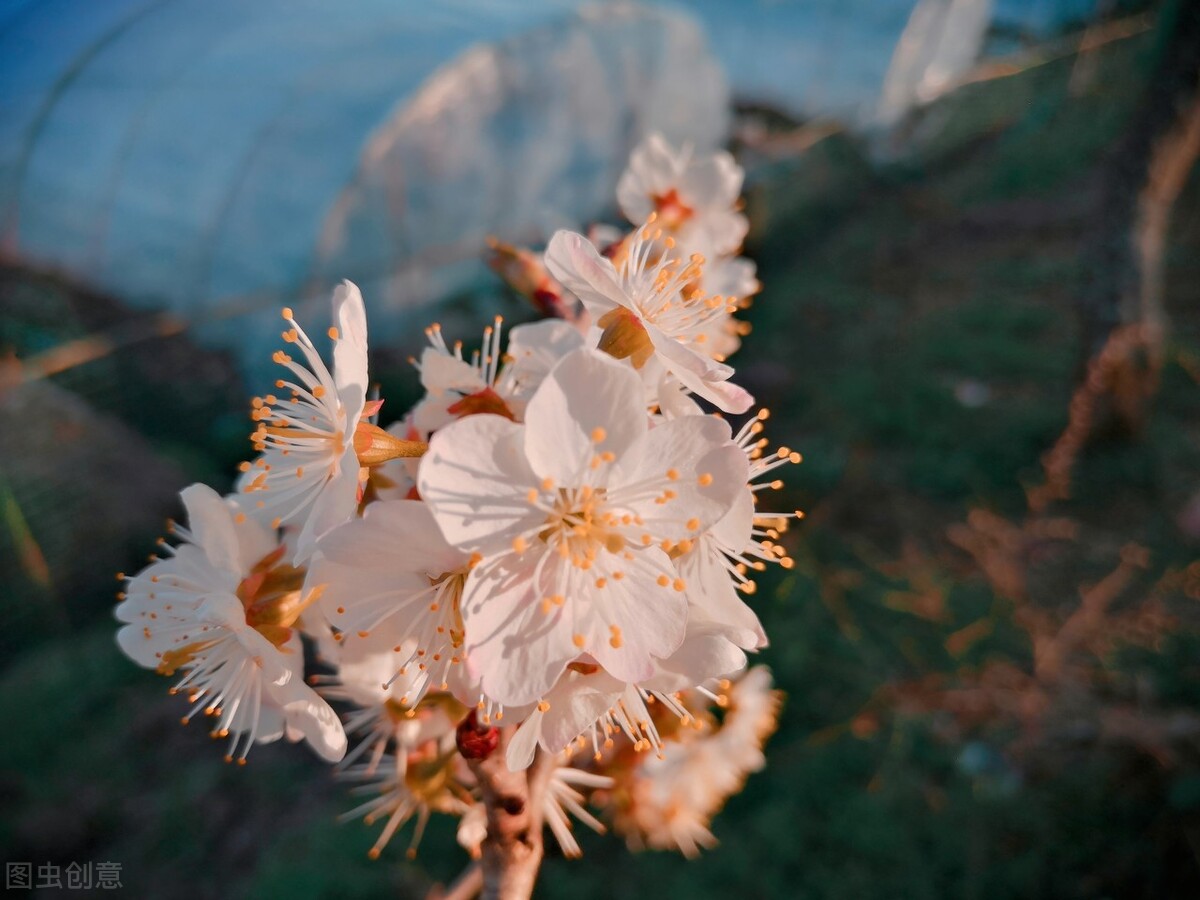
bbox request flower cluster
[115,134,793,862]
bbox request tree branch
[463,727,546,900]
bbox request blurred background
[2,0,1200,896]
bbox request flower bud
[456,709,500,760]
[353,421,428,467]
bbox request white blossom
[616,132,748,257]
[544,226,753,413]
[613,666,782,857]
[418,348,747,708]
[115,484,346,763]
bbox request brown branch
[463,727,548,900]
[1133,89,1200,371]
[1026,324,1151,513]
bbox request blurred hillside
[2,12,1199,900]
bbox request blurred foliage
[2,15,1200,900]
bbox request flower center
[596,307,654,369]
[236,546,320,648]
[651,188,694,230]
[539,486,626,563]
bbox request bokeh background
[3,0,1200,897]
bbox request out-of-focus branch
[427,861,483,900]
[1078,0,1200,402]
[1134,89,1200,371]
[1026,324,1151,513]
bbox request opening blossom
[410,317,584,434]
[238,280,370,564]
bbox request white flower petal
[506,709,544,771]
[418,414,542,552]
[612,415,746,540]
[332,280,368,400]
[679,550,767,651]
[644,322,753,414]
[543,230,628,317]
[460,556,576,707]
[292,442,362,564]
[583,550,688,683]
[279,686,349,763]
[504,319,586,406]
[419,349,485,398]
[180,483,242,576]
[684,152,743,212]
[616,132,677,222]
[316,498,464,578]
[523,348,646,484]
[646,626,748,693]
[537,670,625,753]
